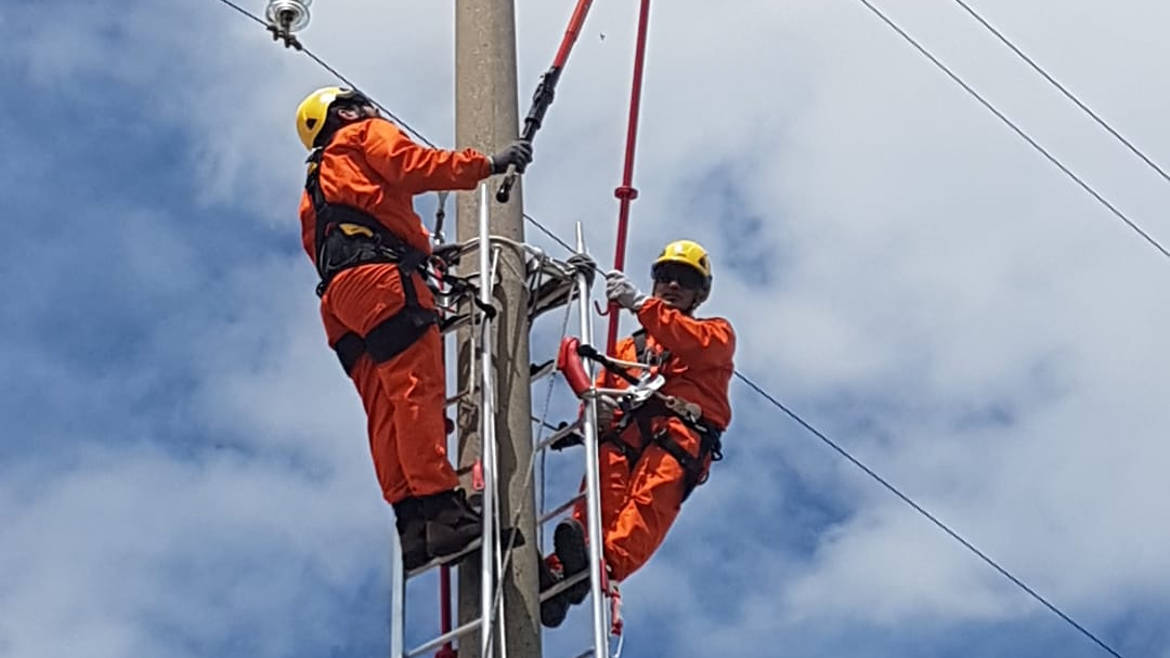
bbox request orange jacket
[298,118,491,259]
[602,297,735,433]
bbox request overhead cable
[212,0,582,251]
[853,0,1170,263]
[948,0,1170,187]
[733,371,1124,658]
[207,3,1126,654]
[211,0,436,148]
[500,210,1130,658]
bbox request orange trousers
[320,262,458,505]
[573,418,707,581]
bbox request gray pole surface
[454,1,542,656]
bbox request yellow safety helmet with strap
[295,86,368,150]
[651,239,713,309]
[652,239,712,287]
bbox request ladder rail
[477,182,501,657]
[574,222,611,657]
[392,212,606,657]
[390,533,404,657]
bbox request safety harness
[558,337,725,501]
[306,145,439,376]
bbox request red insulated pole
[554,0,594,67]
[434,566,455,658]
[497,0,596,202]
[606,0,653,359]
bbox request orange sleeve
[635,297,735,369]
[363,120,492,194]
[594,337,637,388]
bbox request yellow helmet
[295,86,366,150]
[651,239,712,292]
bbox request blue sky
[4,0,1170,657]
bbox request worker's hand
[595,401,615,429]
[605,269,647,311]
[566,253,597,287]
[489,140,534,175]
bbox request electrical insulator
[265,0,311,34]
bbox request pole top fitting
[265,0,310,48]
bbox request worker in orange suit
[541,239,735,626]
[294,86,533,570]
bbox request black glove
[566,253,597,287]
[490,140,534,175]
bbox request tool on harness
[555,337,724,500]
[306,145,441,375]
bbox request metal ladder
[389,186,616,658]
[388,183,511,658]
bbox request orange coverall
[298,118,491,505]
[573,297,735,581]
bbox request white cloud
[6,0,1170,655]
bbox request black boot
[392,498,428,570]
[421,489,483,560]
[538,553,569,628]
[555,518,590,605]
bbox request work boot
[555,518,590,605]
[539,553,569,628]
[391,498,428,570]
[421,489,483,561]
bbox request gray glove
[566,253,598,287]
[595,401,616,430]
[605,269,647,311]
[489,140,534,174]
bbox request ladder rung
[404,527,527,580]
[535,420,582,453]
[405,538,483,579]
[530,359,556,383]
[405,617,482,658]
[540,493,585,525]
[539,569,589,603]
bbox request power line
[524,212,575,252]
[210,0,437,148]
[949,0,1170,187]
[207,2,1126,654]
[518,214,1126,657]
[213,0,267,28]
[732,371,1124,658]
[211,0,579,250]
[852,0,1170,263]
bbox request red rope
[606,0,653,361]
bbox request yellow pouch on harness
[338,223,376,238]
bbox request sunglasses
[652,262,706,290]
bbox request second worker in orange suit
[541,240,735,626]
[293,86,533,570]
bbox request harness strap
[330,263,440,375]
[307,145,422,296]
[604,397,724,502]
[308,145,441,375]
[631,329,670,370]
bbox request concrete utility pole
[454,1,542,656]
